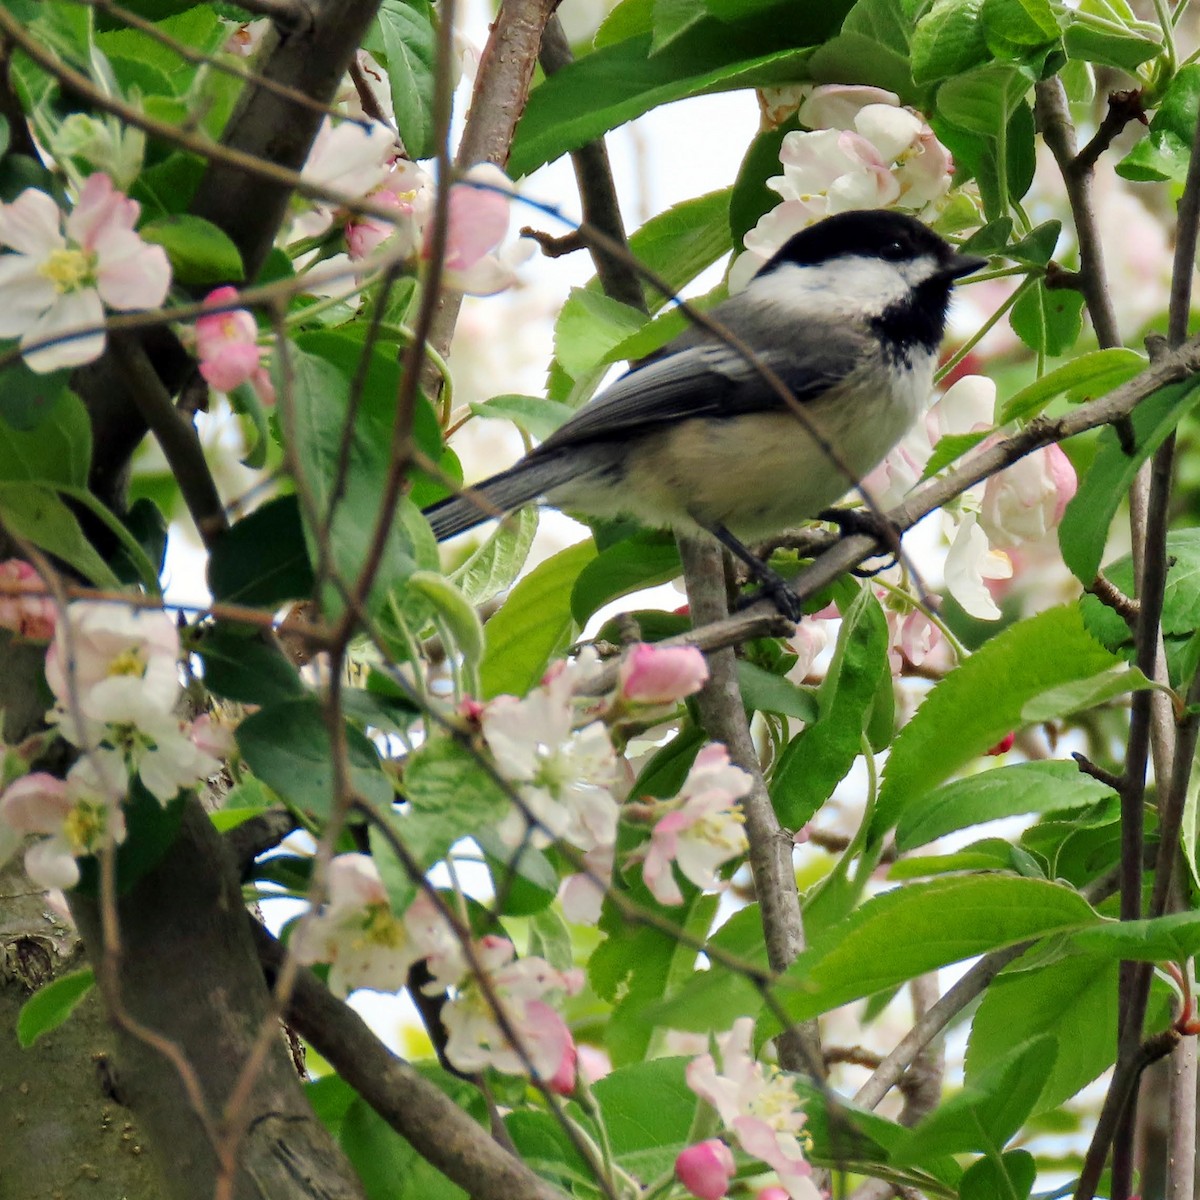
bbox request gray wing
[534,314,872,454]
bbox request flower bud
[676,1140,736,1200]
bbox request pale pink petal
[0,773,71,834]
[618,644,709,705]
[853,104,922,162]
[0,189,66,257]
[94,232,171,309]
[66,174,139,247]
[0,255,58,338]
[200,342,262,392]
[22,289,106,373]
[797,84,900,131]
[25,836,81,890]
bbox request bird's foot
[818,507,903,577]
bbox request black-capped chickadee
[424,209,985,615]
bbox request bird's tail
[422,453,577,541]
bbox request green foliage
[16,968,95,1048]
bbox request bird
[423,209,985,618]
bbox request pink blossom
[194,286,274,403]
[987,732,1016,756]
[441,935,579,1081]
[676,1140,736,1200]
[429,163,529,296]
[757,1189,791,1200]
[346,161,429,261]
[45,603,181,733]
[789,621,827,681]
[0,173,170,372]
[577,1044,612,1084]
[482,658,620,853]
[944,513,1012,621]
[617,643,709,705]
[687,1019,820,1200]
[797,84,901,130]
[638,744,751,906]
[980,444,1078,549]
[0,560,55,640]
[548,1038,578,1094]
[293,855,457,997]
[0,756,127,889]
[189,713,237,760]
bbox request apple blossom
[441,935,579,1081]
[189,713,238,761]
[293,855,454,997]
[0,174,171,372]
[688,1019,820,1200]
[617,643,709,705]
[730,88,953,289]
[481,661,620,852]
[45,603,181,737]
[295,118,398,240]
[432,163,529,295]
[638,744,751,906]
[193,287,274,404]
[676,1139,736,1200]
[0,560,55,641]
[0,756,127,889]
[346,161,430,261]
[757,1189,792,1200]
[943,512,1013,621]
[980,443,1078,549]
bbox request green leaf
[139,214,244,284]
[207,494,314,606]
[895,1035,1053,1160]
[936,62,1030,135]
[1021,663,1155,720]
[980,0,1060,45]
[737,660,818,721]
[279,334,440,621]
[1059,376,1200,583]
[570,533,681,625]
[449,507,538,607]
[770,587,888,830]
[1119,63,1200,182]
[874,606,1119,838]
[470,394,572,441]
[0,387,90,486]
[896,760,1117,851]
[370,0,438,159]
[911,0,988,84]
[480,539,596,698]
[195,623,306,705]
[1010,281,1085,356]
[372,736,510,914]
[967,952,1117,1116]
[510,30,819,176]
[767,877,1097,1031]
[592,1057,699,1179]
[236,698,393,818]
[1067,909,1200,961]
[0,484,119,586]
[0,360,73,430]
[340,1095,469,1200]
[406,570,485,674]
[959,1151,1036,1200]
[554,289,647,378]
[651,0,709,52]
[998,347,1146,423]
[1063,15,1161,70]
[16,968,95,1048]
[617,188,732,310]
[921,430,989,479]
[808,0,921,98]
[1007,218,1061,266]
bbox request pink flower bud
[986,732,1015,756]
[548,1039,577,1095]
[757,1189,791,1200]
[617,644,708,705]
[676,1140,736,1200]
[194,287,269,397]
[0,559,55,640]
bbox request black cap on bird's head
[759,209,986,282]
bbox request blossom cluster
[293,853,581,1085]
[674,1018,821,1200]
[730,84,956,290]
[0,589,222,888]
[867,373,1077,622]
[473,643,751,918]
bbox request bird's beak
[946,253,989,280]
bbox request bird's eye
[880,240,907,261]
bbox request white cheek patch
[755,256,916,317]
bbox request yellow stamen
[38,247,95,294]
